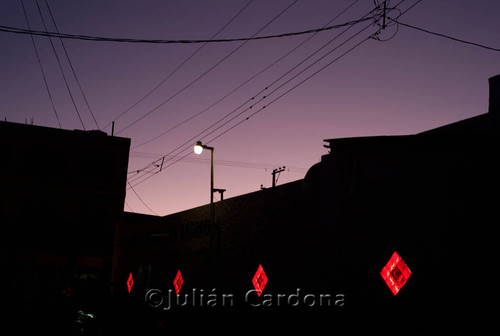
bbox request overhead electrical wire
[131,0,364,149]
[0,17,383,45]
[125,0,312,185]
[202,0,418,148]
[204,0,422,145]
[204,1,420,144]
[205,22,377,146]
[103,0,255,131]
[133,1,380,166]
[33,0,86,130]
[44,0,100,129]
[8,1,426,214]
[394,20,500,52]
[125,2,378,185]
[198,23,373,147]
[127,181,158,215]
[202,16,380,136]
[124,200,134,212]
[133,4,373,153]
[20,0,62,128]
[129,151,307,173]
[370,0,400,42]
[123,0,300,214]
[115,0,301,135]
[126,0,421,191]
[125,1,397,190]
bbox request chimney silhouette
[488,74,500,113]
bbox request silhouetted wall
[0,121,130,311]
[114,76,500,333]
[321,121,500,331]
[115,111,499,333]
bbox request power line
[125,1,385,187]
[129,151,307,173]
[127,181,158,215]
[205,1,417,144]
[44,0,100,129]
[394,20,500,52]
[0,16,382,45]
[126,5,385,189]
[126,0,416,190]
[131,0,364,149]
[34,0,86,130]
[206,24,376,146]
[192,9,383,148]
[115,0,301,135]
[124,200,134,212]
[133,5,375,158]
[104,0,255,131]
[20,0,62,128]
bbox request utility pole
[272,166,286,188]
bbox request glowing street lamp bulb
[194,141,204,155]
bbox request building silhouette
[0,122,130,333]
[2,75,499,333]
[116,75,500,333]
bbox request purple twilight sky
[1,0,499,216]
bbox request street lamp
[193,140,222,285]
[194,141,214,204]
[194,141,204,155]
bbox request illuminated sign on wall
[380,251,411,295]
[127,272,134,293]
[173,269,184,295]
[252,264,268,297]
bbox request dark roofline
[158,178,305,219]
[0,120,130,145]
[417,112,500,135]
[323,135,412,151]
[123,211,161,225]
[324,111,500,152]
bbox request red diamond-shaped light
[173,269,183,295]
[252,264,268,297]
[127,272,134,293]
[380,251,411,295]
